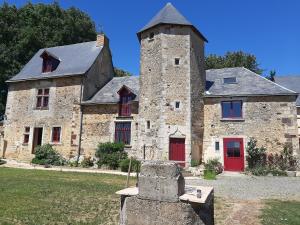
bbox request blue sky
[2,0,300,76]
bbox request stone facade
[2,42,114,160]
[138,24,205,166]
[3,77,82,160]
[80,102,139,157]
[203,96,299,165]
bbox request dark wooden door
[32,128,43,154]
[223,138,244,171]
[169,138,185,167]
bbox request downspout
[76,77,84,166]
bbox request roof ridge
[242,67,297,94]
[43,41,96,50]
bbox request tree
[0,2,97,118]
[205,51,263,74]
[114,67,132,77]
[266,70,276,82]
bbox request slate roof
[137,3,207,42]
[275,76,300,106]
[8,41,102,82]
[82,76,139,104]
[205,67,297,97]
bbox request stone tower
[137,3,207,166]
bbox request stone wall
[190,30,205,162]
[297,108,300,137]
[80,102,139,157]
[203,95,299,165]
[138,25,205,166]
[3,77,82,160]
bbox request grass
[203,169,216,180]
[261,200,300,225]
[0,168,136,225]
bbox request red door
[169,138,185,167]
[223,138,244,171]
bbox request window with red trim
[51,127,61,143]
[42,54,60,73]
[36,88,49,109]
[23,127,30,144]
[221,100,243,119]
[119,89,132,117]
[115,122,131,145]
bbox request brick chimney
[96,33,109,47]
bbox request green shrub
[204,158,223,174]
[204,169,216,180]
[95,142,125,157]
[31,144,65,166]
[191,159,200,167]
[95,142,127,170]
[80,157,94,168]
[270,168,287,176]
[246,138,267,169]
[120,158,141,172]
[247,166,269,176]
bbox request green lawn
[261,200,300,225]
[0,168,136,225]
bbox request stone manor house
[1,3,299,171]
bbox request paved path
[186,175,300,200]
[0,159,137,177]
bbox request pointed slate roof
[137,3,207,42]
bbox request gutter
[76,77,84,166]
[204,93,298,98]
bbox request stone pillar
[118,161,214,225]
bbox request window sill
[116,116,133,120]
[50,142,62,145]
[220,118,245,122]
[124,145,132,148]
[35,107,49,111]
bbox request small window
[23,127,30,144]
[215,141,220,151]
[221,101,242,119]
[41,53,60,73]
[224,77,237,84]
[36,88,49,109]
[175,101,180,109]
[51,127,61,143]
[175,58,180,65]
[147,121,151,129]
[115,122,131,145]
[149,32,154,40]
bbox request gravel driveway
[186,175,300,200]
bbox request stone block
[120,196,204,225]
[138,161,185,202]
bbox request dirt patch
[215,198,264,225]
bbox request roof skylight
[224,77,237,84]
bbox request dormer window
[118,86,135,117]
[40,51,60,73]
[224,77,237,84]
